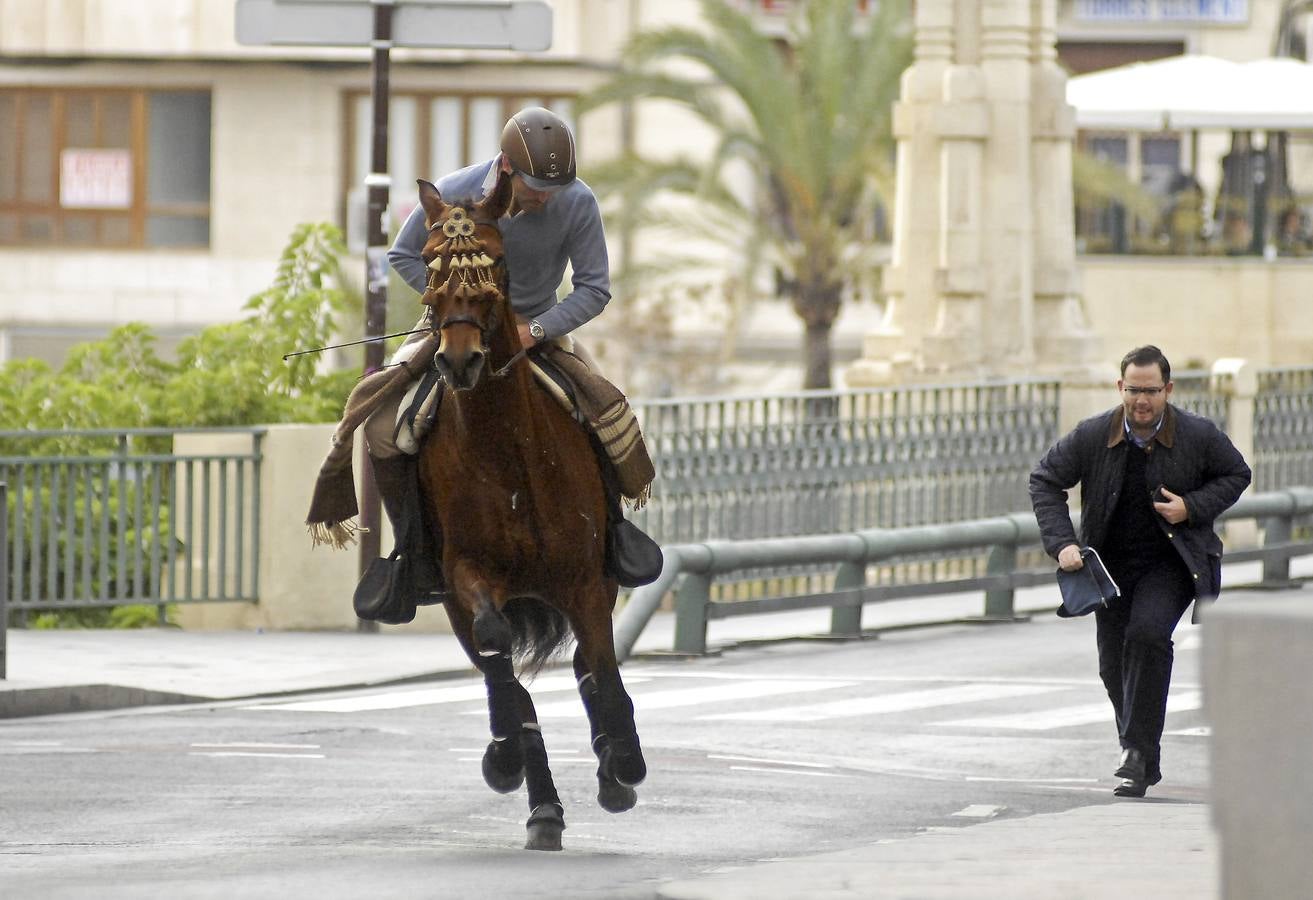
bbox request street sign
[235,0,553,51]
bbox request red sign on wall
[60,149,133,209]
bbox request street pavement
[4,565,1305,899]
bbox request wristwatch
[528,320,546,341]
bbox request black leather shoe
[1113,777,1148,798]
[1112,748,1163,797]
[1114,748,1146,781]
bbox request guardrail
[614,487,1313,661]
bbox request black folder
[1055,547,1120,617]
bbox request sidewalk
[0,577,1092,718]
[656,801,1217,900]
[0,558,1301,717]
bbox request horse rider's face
[511,174,554,213]
[1118,362,1172,435]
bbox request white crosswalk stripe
[241,670,1205,735]
[937,690,1202,731]
[524,679,857,719]
[245,674,593,713]
[699,683,1065,722]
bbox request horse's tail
[502,597,571,674]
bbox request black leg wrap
[597,682,646,788]
[520,725,562,813]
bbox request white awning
[1067,55,1313,132]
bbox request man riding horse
[305,108,657,851]
[306,107,659,614]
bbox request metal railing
[614,487,1313,660]
[1254,367,1313,492]
[1,482,6,678]
[1172,368,1230,432]
[631,378,1061,545]
[0,428,265,616]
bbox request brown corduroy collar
[1107,404,1176,449]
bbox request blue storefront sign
[1075,0,1248,24]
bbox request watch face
[529,322,545,339]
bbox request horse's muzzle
[434,346,487,390]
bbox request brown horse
[411,176,646,851]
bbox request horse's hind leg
[472,600,526,793]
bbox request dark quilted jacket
[1029,404,1251,615]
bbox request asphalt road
[0,615,1207,899]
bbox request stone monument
[848,0,1098,385]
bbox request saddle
[394,342,662,588]
[397,340,655,509]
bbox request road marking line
[729,765,848,779]
[700,683,1064,722]
[457,756,594,764]
[940,690,1201,730]
[708,754,833,769]
[243,674,602,712]
[952,804,1005,818]
[524,679,856,719]
[188,751,326,759]
[1165,725,1211,737]
[190,742,321,750]
[964,776,1099,784]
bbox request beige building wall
[1081,257,1313,367]
[0,0,639,364]
[174,424,456,633]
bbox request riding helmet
[499,107,576,191]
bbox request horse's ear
[417,179,446,226]
[478,168,513,220]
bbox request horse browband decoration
[425,207,502,303]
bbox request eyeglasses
[1123,386,1166,397]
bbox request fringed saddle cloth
[305,336,655,549]
[527,342,654,509]
[304,333,442,550]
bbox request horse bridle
[424,217,525,379]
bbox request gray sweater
[388,158,611,340]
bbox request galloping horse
[412,176,646,851]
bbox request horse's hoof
[597,778,637,814]
[605,738,647,788]
[524,803,564,852]
[482,742,525,794]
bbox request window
[343,92,575,249]
[0,88,211,249]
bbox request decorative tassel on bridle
[425,207,504,303]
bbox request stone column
[1030,0,1101,372]
[847,0,1097,385]
[847,0,953,384]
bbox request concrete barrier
[1204,594,1313,900]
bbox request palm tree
[581,0,911,389]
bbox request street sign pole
[355,0,393,632]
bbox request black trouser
[1095,554,1195,774]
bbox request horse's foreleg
[473,599,525,792]
[519,720,564,851]
[573,624,646,806]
